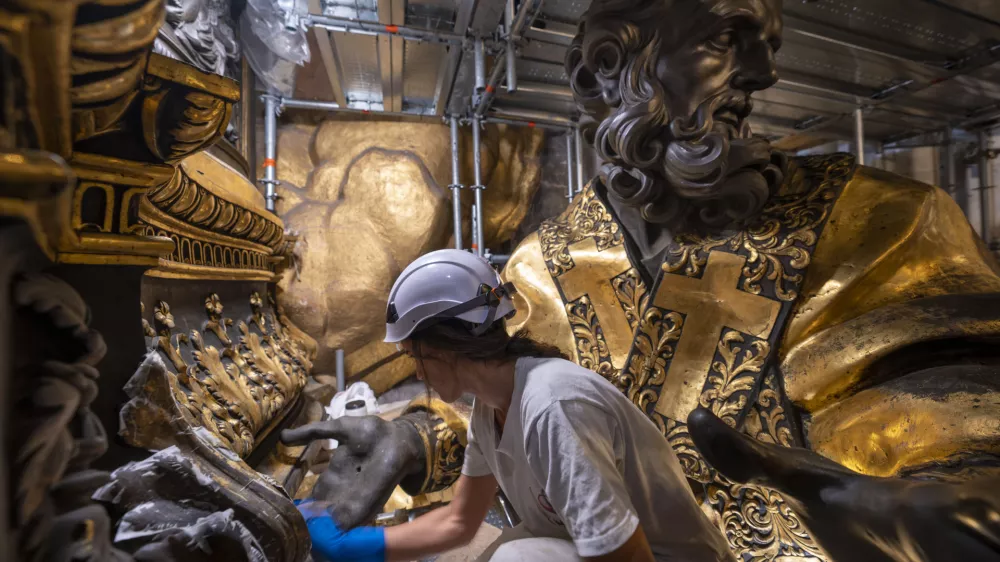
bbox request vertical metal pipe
[504,0,517,94]
[574,125,585,193]
[449,116,463,250]
[979,129,991,243]
[470,204,479,254]
[474,39,486,93]
[263,95,278,212]
[944,128,956,197]
[335,349,345,392]
[565,132,575,201]
[472,116,485,256]
[854,107,865,166]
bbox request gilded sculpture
[313,0,1000,560]
[274,118,544,385]
[2,0,320,559]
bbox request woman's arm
[385,473,499,561]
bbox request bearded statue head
[568,0,788,228]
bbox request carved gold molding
[140,149,289,281]
[147,152,284,249]
[141,55,239,164]
[125,291,312,458]
[0,150,79,260]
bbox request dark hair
[408,319,568,362]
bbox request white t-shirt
[462,357,733,561]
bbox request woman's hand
[296,500,386,562]
[281,415,425,529]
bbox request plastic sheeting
[241,0,311,95]
[323,382,380,449]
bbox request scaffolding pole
[574,125,585,193]
[472,116,485,256]
[565,132,575,201]
[449,116,464,250]
[504,0,517,94]
[979,129,992,243]
[854,107,865,166]
[943,128,956,197]
[261,95,279,212]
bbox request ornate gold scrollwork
[135,292,311,458]
[744,373,795,447]
[144,155,283,249]
[622,307,682,408]
[140,55,239,164]
[539,187,624,277]
[139,149,288,281]
[400,398,469,496]
[665,155,855,302]
[707,480,825,561]
[565,296,617,382]
[700,372,826,561]
[700,331,769,429]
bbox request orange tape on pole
[386,24,399,33]
[485,85,494,93]
[263,158,276,167]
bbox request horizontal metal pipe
[488,254,511,267]
[306,14,466,45]
[484,116,569,131]
[279,97,433,119]
[512,81,573,100]
[491,107,574,126]
[524,25,573,45]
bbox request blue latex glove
[296,500,386,562]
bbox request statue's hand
[687,407,1000,562]
[280,415,425,530]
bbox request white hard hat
[384,249,517,343]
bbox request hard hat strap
[391,282,518,336]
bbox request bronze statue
[289,0,1000,559]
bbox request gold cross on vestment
[653,251,781,421]
[556,238,634,368]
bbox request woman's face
[398,340,463,402]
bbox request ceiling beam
[915,0,1000,29]
[782,13,950,68]
[307,0,348,107]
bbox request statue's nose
[731,42,779,92]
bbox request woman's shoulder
[518,357,616,417]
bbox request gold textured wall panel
[276,120,543,383]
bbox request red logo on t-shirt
[535,489,564,527]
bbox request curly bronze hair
[566,0,787,228]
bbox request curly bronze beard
[595,91,787,229]
[570,19,787,229]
